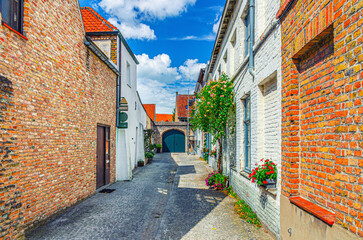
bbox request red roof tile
[143,104,156,121]
[156,114,173,122]
[176,94,195,119]
[80,7,118,33]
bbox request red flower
[263,180,267,184]
[249,173,252,178]
[269,166,273,170]
[265,160,268,162]
[266,172,270,175]
[271,170,274,174]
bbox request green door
[162,130,185,153]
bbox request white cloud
[179,59,206,81]
[213,16,221,34]
[136,54,205,113]
[98,0,196,40]
[169,35,215,41]
[137,53,180,82]
[108,18,156,40]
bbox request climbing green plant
[191,73,234,173]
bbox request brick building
[0,1,119,238]
[279,0,362,239]
[175,92,195,122]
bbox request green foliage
[156,144,162,149]
[234,199,262,228]
[249,159,277,185]
[205,171,229,190]
[191,73,234,144]
[145,152,154,158]
[144,129,154,153]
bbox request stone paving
[27,153,272,240]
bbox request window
[244,95,251,171]
[126,61,131,86]
[0,0,23,33]
[244,11,251,57]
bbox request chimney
[176,91,179,96]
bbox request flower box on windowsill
[261,179,276,189]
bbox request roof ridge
[81,6,118,32]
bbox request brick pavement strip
[27,153,272,240]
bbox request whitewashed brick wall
[208,0,282,238]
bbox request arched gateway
[162,130,185,153]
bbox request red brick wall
[0,1,117,238]
[281,0,363,236]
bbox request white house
[204,0,282,238]
[81,7,147,181]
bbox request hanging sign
[119,97,129,111]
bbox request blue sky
[79,0,225,113]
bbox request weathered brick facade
[0,1,117,238]
[280,0,362,238]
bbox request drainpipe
[248,0,255,78]
[116,33,122,127]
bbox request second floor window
[244,11,251,57]
[0,0,23,33]
[126,62,131,86]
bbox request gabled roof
[176,94,195,119]
[80,7,139,65]
[156,114,173,122]
[80,7,118,33]
[143,104,156,122]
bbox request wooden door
[97,125,110,188]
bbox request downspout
[116,33,122,127]
[248,0,255,78]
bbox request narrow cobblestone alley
[27,154,271,240]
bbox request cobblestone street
[27,153,271,240]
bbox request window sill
[1,22,28,40]
[258,186,277,197]
[289,196,335,226]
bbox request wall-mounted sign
[117,111,128,128]
[119,97,128,111]
[119,112,128,122]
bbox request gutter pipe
[116,36,122,128]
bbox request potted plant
[249,159,277,189]
[145,152,154,164]
[138,160,144,167]
[156,144,162,153]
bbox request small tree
[191,73,234,173]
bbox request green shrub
[145,152,154,158]
[156,144,162,149]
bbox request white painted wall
[207,0,282,238]
[116,38,147,181]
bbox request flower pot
[262,179,276,189]
[138,161,144,167]
[157,148,161,153]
